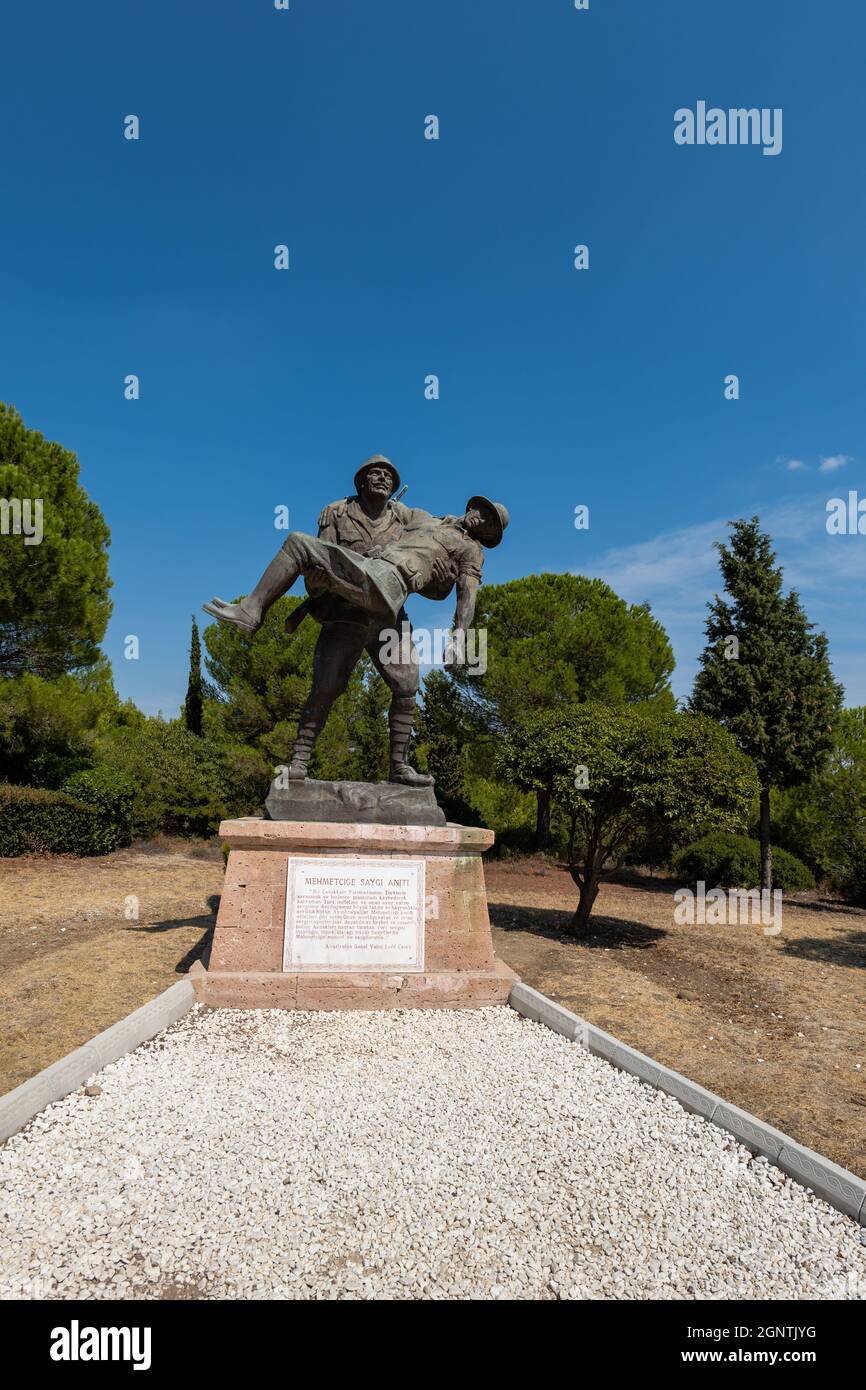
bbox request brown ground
[0,840,221,1095]
[0,845,863,1178]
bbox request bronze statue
[204,455,508,786]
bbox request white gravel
[1,1005,864,1300]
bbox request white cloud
[819,454,852,472]
[785,458,807,471]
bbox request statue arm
[442,574,480,672]
[317,504,340,542]
[393,503,437,526]
[452,574,480,632]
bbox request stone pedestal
[191,818,517,1011]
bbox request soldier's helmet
[354,454,401,497]
[466,495,509,548]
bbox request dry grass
[0,840,223,1095]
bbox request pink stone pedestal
[191,817,518,1011]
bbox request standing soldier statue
[204,455,508,786]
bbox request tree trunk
[759,783,772,892]
[570,877,599,935]
[535,787,551,852]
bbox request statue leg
[204,534,399,634]
[288,622,367,778]
[367,617,433,787]
[204,548,298,633]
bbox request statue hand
[443,630,467,672]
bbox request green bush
[0,783,116,856]
[840,852,866,905]
[95,719,260,839]
[486,825,539,860]
[673,832,814,892]
[0,666,141,788]
[62,766,136,848]
[770,709,866,901]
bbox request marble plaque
[283,856,425,973]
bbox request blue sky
[2,0,863,713]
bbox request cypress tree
[690,517,843,890]
[183,616,204,736]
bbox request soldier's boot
[286,712,325,780]
[204,548,298,633]
[388,696,434,787]
[286,689,337,778]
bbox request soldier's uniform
[293,493,429,775]
[311,494,426,621]
[377,514,484,601]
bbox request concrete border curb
[509,982,866,1225]
[0,979,196,1144]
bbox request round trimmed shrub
[673,832,814,892]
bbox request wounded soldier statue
[203,454,508,787]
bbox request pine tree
[346,670,391,783]
[690,517,843,890]
[448,572,675,849]
[183,616,204,736]
[0,402,112,676]
[413,669,482,824]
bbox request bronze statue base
[265,777,446,827]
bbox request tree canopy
[0,661,140,787]
[690,517,842,889]
[497,703,758,931]
[445,572,675,846]
[772,706,866,900]
[454,572,675,723]
[0,402,112,677]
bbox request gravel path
[1,1005,864,1300]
